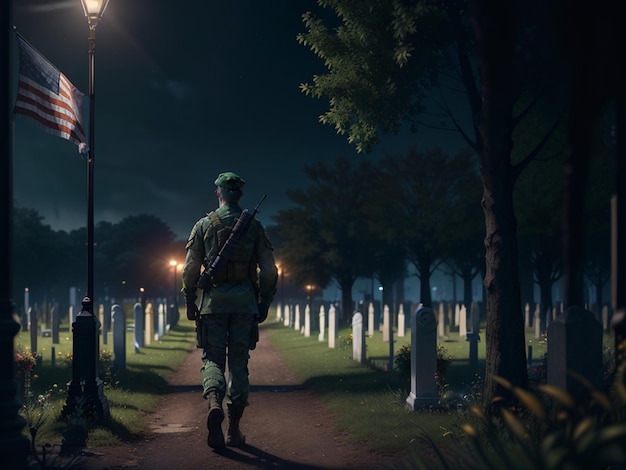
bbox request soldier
[182,171,278,449]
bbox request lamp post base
[61,297,110,451]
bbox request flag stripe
[11,107,83,143]
[15,75,86,142]
[13,33,86,149]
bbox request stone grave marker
[304,304,311,337]
[103,301,112,345]
[328,304,336,349]
[368,302,375,337]
[294,304,301,331]
[134,302,144,351]
[398,304,405,337]
[406,306,439,409]
[29,306,38,353]
[352,312,366,364]
[112,304,126,371]
[318,305,326,341]
[459,304,467,337]
[283,304,290,327]
[547,306,603,398]
[144,303,153,346]
[437,303,445,338]
[24,288,30,331]
[157,303,165,340]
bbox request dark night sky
[12,0,466,241]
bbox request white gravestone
[437,303,445,338]
[368,302,375,337]
[294,304,301,331]
[352,312,365,364]
[304,304,311,337]
[283,304,290,327]
[459,305,467,337]
[318,305,325,341]
[397,304,405,338]
[144,303,153,346]
[328,304,336,349]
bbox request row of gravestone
[21,301,178,372]
[111,302,174,372]
[277,302,612,410]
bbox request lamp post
[82,0,109,307]
[61,0,111,430]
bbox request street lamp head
[169,260,177,267]
[81,0,110,27]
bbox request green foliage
[376,146,480,305]
[406,366,626,469]
[273,155,384,317]
[298,0,449,153]
[12,207,181,304]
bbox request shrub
[405,362,626,469]
[394,344,453,396]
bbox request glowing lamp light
[80,0,110,25]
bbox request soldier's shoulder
[187,213,213,238]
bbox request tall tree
[12,207,82,304]
[274,155,378,321]
[443,170,484,311]
[297,0,567,402]
[516,155,563,331]
[376,147,477,307]
[94,215,177,299]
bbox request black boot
[206,392,225,449]
[226,404,246,447]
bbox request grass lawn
[263,314,613,457]
[14,311,196,448]
[12,306,613,460]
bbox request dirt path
[62,328,403,469]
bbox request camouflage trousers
[199,312,253,407]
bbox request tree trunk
[535,253,556,332]
[413,255,433,307]
[338,278,354,324]
[462,275,473,311]
[468,0,528,406]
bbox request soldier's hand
[186,300,199,321]
[255,302,269,323]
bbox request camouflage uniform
[182,172,277,448]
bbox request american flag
[14,32,87,151]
